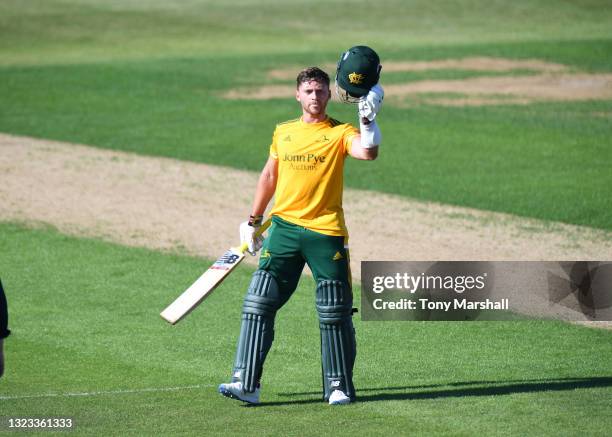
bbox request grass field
[1,223,612,435]
[1,1,612,435]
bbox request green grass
[381,68,543,84]
[1,0,611,66]
[1,223,612,435]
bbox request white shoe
[218,381,260,404]
[328,389,351,405]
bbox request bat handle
[257,218,272,235]
[238,218,272,255]
[238,242,249,254]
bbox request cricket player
[0,279,10,377]
[219,46,384,405]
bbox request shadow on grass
[256,376,612,407]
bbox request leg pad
[233,270,279,392]
[316,280,356,400]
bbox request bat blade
[161,218,271,325]
[160,248,246,324]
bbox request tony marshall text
[372,298,509,311]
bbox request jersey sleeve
[269,126,279,160]
[342,123,360,156]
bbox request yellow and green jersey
[269,116,359,237]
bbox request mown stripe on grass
[0,385,214,401]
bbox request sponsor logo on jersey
[283,153,326,164]
[282,152,327,171]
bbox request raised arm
[349,135,378,160]
[348,84,383,161]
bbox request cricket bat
[160,219,271,324]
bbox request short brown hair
[296,67,330,89]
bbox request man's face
[296,80,331,116]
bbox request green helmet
[335,45,381,103]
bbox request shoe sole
[218,386,259,405]
[329,399,351,405]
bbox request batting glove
[358,84,384,122]
[239,221,264,256]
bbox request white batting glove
[239,221,264,256]
[358,84,384,122]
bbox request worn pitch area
[2,133,611,284]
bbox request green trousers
[258,216,351,299]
